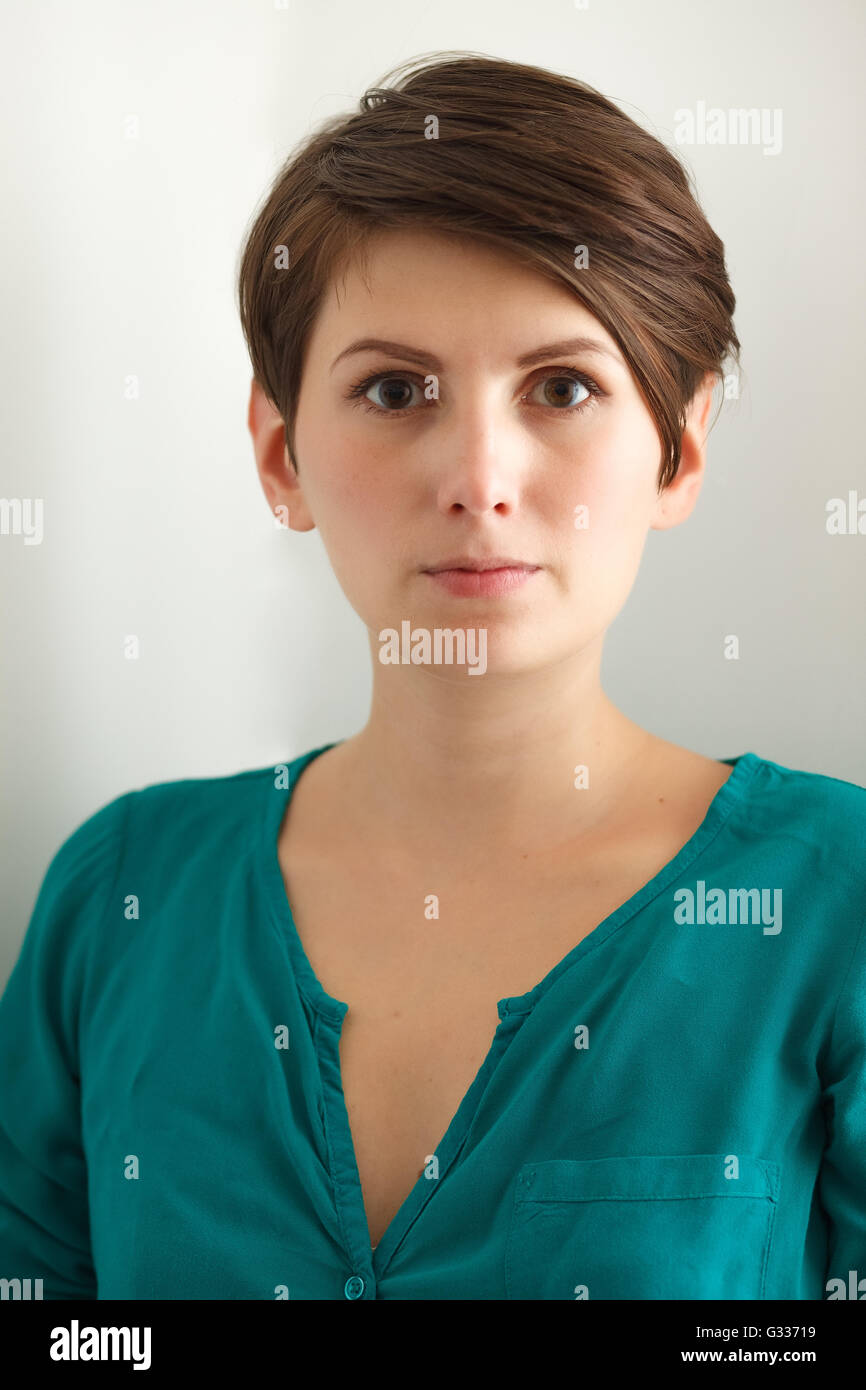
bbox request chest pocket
[505,1153,780,1300]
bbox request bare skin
[248,226,731,1249]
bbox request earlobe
[648,466,703,532]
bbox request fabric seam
[76,790,135,1068]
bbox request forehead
[308,227,611,362]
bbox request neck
[320,643,659,863]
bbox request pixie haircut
[236,51,741,492]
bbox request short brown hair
[236,50,741,491]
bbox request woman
[1,52,863,1302]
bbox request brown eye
[346,366,603,418]
[536,375,591,408]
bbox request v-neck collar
[258,741,762,1279]
[260,743,761,1019]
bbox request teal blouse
[1,744,865,1301]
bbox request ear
[649,373,716,531]
[247,378,316,533]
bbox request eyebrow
[330,335,625,373]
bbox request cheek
[303,443,406,615]
[303,427,385,531]
[326,461,400,544]
[568,412,660,527]
[554,434,658,596]
[561,480,650,555]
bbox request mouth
[423,555,539,574]
[421,557,541,598]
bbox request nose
[432,391,522,516]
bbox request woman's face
[253,227,711,676]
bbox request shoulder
[46,764,268,878]
[745,753,866,873]
[750,751,866,803]
[21,789,133,963]
[27,749,328,930]
[126,761,276,863]
[734,755,866,969]
[125,745,337,856]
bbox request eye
[352,374,425,412]
[528,373,593,409]
[344,366,604,417]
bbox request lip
[422,558,540,598]
[423,555,538,573]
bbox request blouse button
[344,1275,365,1300]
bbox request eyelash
[344,366,605,418]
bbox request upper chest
[276,805,720,1247]
[274,754,732,1246]
[276,761,724,1017]
[280,868,621,1248]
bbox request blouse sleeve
[0,792,130,1300]
[819,915,866,1298]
